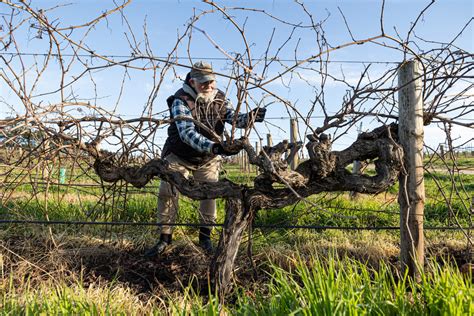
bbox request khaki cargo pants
[157,153,221,234]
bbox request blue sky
[1,0,472,151]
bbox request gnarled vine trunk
[210,198,252,298]
[91,123,403,297]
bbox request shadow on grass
[0,234,216,298]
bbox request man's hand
[250,107,266,122]
[212,141,243,156]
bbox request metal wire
[0,52,401,64]
[0,219,468,231]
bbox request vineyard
[1,154,472,313]
[0,0,473,314]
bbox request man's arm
[223,101,250,128]
[172,98,215,153]
[223,101,265,128]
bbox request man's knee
[158,181,178,198]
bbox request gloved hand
[250,107,266,122]
[212,141,242,156]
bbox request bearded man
[145,61,266,257]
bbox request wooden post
[350,122,363,199]
[439,144,445,158]
[255,141,261,175]
[239,130,246,172]
[266,134,273,147]
[349,160,361,199]
[290,118,299,170]
[244,150,250,172]
[398,60,425,281]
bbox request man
[145,61,266,257]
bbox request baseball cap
[190,61,216,83]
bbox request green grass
[1,167,472,232]
[425,155,474,169]
[235,255,473,315]
[1,279,152,314]
[0,162,472,314]
[1,253,471,315]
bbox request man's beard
[196,91,216,105]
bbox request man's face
[190,79,216,95]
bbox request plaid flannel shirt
[171,98,250,153]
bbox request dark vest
[163,88,228,165]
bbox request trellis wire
[0,219,469,231]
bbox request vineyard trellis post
[350,122,364,200]
[255,141,261,175]
[290,118,299,170]
[266,134,273,147]
[398,59,425,281]
[439,144,445,158]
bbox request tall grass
[1,278,150,315]
[236,255,473,315]
[0,273,223,315]
[2,167,472,229]
[1,254,471,315]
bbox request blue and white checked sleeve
[171,98,214,153]
[223,101,251,128]
[171,98,251,153]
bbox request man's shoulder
[167,89,192,106]
[216,89,227,100]
[170,88,186,99]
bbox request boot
[144,233,172,258]
[198,227,213,254]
